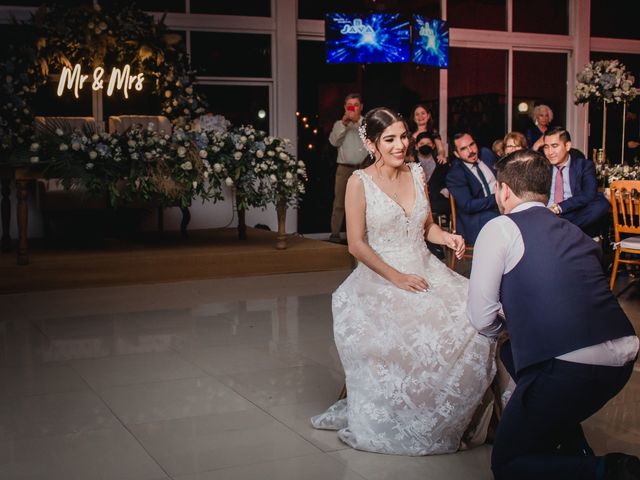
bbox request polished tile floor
[0,270,639,480]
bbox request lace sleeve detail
[411,162,427,186]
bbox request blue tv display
[411,15,449,68]
[325,13,410,64]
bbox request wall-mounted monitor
[411,15,449,68]
[325,13,411,64]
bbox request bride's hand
[444,232,466,259]
[392,273,429,293]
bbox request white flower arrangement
[596,163,640,186]
[574,59,638,105]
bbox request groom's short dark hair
[494,149,551,203]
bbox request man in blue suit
[543,127,610,237]
[446,131,500,244]
[468,149,639,480]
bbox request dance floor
[0,267,639,479]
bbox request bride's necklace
[376,166,400,200]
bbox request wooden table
[1,166,193,265]
[1,166,42,265]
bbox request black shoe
[604,453,640,479]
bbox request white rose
[298,161,305,167]
[224,177,234,187]
[145,152,153,160]
[181,161,193,170]
[131,153,139,160]
[177,146,187,157]
[91,134,99,142]
[199,149,207,158]
[233,151,242,160]
[213,163,222,173]
[279,152,288,160]
[128,140,136,148]
[29,156,39,163]
[261,163,269,171]
[203,171,209,179]
[256,150,264,158]
[86,162,94,170]
[285,172,293,180]
[297,168,305,174]
[186,86,193,94]
[269,174,277,183]
[72,142,81,151]
[267,150,275,157]
[59,143,69,151]
[55,128,64,136]
[240,136,247,142]
[192,181,198,189]
[89,151,97,160]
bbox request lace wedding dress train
[312,163,496,455]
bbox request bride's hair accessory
[358,122,374,159]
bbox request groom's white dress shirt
[467,201,639,367]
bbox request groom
[467,149,639,480]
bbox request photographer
[328,93,368,243]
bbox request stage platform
[0,228,354,294]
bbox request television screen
[411,15,449,68]
[325,13,410,64]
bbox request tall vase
[602,101,608,164]
[235,190,247,240]
[621,101,628,164]
[275,198,287,250]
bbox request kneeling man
[468,149,639,480]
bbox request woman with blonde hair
[503,131,528,156]
[525,104,553,151]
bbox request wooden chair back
[609,180,640,242]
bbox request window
[136,0,186,13]
[512,51,567,141]
[190,0,270,16]
[194,84,270,132]
[190,32,271,78]
[448,47,507,149]
[298,0,439,19]
[513,0,567,35]
[591,0,640,40]
[447,0,506,31]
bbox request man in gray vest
[467,149,639,480]
[328,93,368,243]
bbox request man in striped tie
[543,127,610,238]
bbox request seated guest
[415,132,450,216]
[502,131,528,156]
[492,138,505,159]
[446,131,500,244]
[525,104,554,151]
[542,127,610,237]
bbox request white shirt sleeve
[466,215,524,337]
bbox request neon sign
[57,64,145,99]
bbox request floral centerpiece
[574,59,638,105]
[574,59,638,163]
[596,162,640,187]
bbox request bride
[312,107,497,455]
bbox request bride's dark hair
[361,107,408,167]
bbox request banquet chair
[609,180,640,291]
[447,193,474,269]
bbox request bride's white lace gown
[312,163,496,455]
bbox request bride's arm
[422,181,465,259]
[345,175,428,293]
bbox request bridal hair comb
[358,123,374,159]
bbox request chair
[609,180,640,291]
[447,193,474,269]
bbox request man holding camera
[328,93,368,243]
